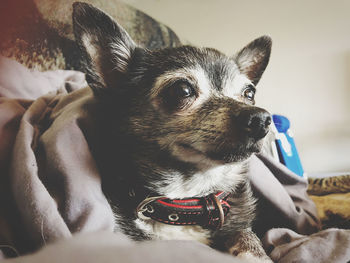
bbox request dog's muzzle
[136,192,231,230]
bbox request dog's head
[73,2,272,169]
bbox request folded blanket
[1,56,349,262]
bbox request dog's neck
[132,148,248,199]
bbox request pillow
[0,0,181,71]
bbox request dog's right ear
[72,2,136,95]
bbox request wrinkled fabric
[0,57,86,100]
[263,228,350,263]
[0,56,349,262]
[3,231,243,263]
[0,56,114,256]
[249,153,321,237]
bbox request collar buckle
[136,196,165,220]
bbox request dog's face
[73,3,272,169]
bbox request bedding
[308,175,350,230]
[2,229,349,263]
[0,56,349,262]
[1,1,350,262]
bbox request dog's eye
[161,81,196,112]
[174,82,195,98]
[242,85,256,101]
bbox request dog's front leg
[227,229,272,262]
[213,229,272,262]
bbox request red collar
[136,191,231,230]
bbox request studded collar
[135,191,231,230]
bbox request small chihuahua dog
[73,2,272,262]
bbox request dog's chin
[206,147,259,163]
[174,141,262,165]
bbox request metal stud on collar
[168,213,179,222]
[146,205,154,213]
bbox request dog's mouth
[206,144,261,163]
[177,141,262,164]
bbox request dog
[72,2,272,262]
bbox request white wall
[123,0,350,174]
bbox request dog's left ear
[234,36,272,85]
[72,2,136,95]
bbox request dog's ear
[72,2,136,95]
[234,36,272,85]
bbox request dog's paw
[228,245,273,263]
[226,229,273,263]
[234,251,273,263]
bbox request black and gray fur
[73,2,272,261]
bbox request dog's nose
[237,108,271,140]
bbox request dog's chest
[134,218,211,244]
[131,163,245,243]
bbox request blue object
[272,115,305,177]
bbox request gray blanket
[1,56,349,262]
